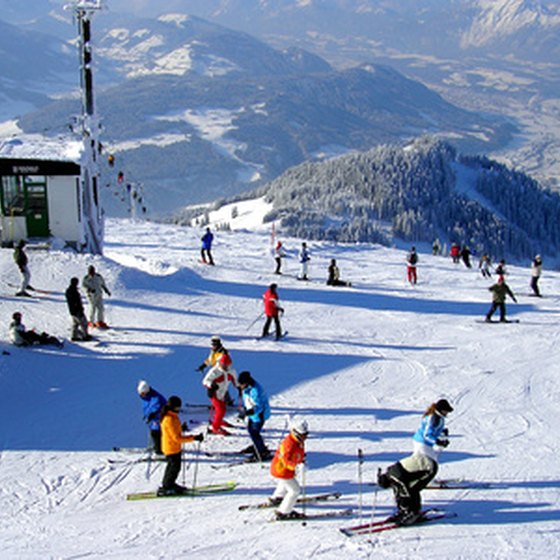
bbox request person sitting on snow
[9,312,63,348]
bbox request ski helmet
[291,418,309,437]
[137,380,150,395]
[210,335,221,347]
[435,399,453,414]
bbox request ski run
[1,216,559,559]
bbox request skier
[274,241,286,275]
[196,336,236,406]
[238,371,271,461]
[269,418,309,520]
[201,227,215,265]
[298,242,311,280]
[432,238,441,256]
[485,276,517,322]
[137,380,167,455]
[261,283,284,340]
[326,259,351,287]
[377,399,453,525]
[13,239,32,297]
[478,254,492,278]
[530,255,543,297]
[202,352,238,435]
[9,311,63,348]
[406,247,418,285]
[158,395,204,496]
[460,245,472,268]
[495,259,507,280]
[65,277,90,341]
[82,265,111,329]
[450,243,460,264]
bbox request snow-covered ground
[1,218,559,559]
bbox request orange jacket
[161,411,195,455]
[270,432,305,479]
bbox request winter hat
[238,371,253,386]
[291,418,309,436]
[167,395,182,410]
[435,399,454,414]
[137,380,150,395]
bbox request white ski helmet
[137,380,150,395]
[291,418,309,436]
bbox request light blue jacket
[412,413,446,447]
[241,381,271,424]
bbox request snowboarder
[270,418,309,520]
[298,242,310,280]
[202,352,238,435]
[137,380,167,455]
[238,371,271,461]
[485,276,517,322]
[13,239,32,297]
[9,311,63,348]
[450,243,460,264]
[377,399,453,525]
[326,259,351,287]
[274,241,286,275]
[478,254,492,278]
[82,265,111,329]
[530,255,543,297]
[406,247,418,285]
[460,245,472,268]
[65,277,90,341]
[158,395,204,496]
[261,283,284,340]
[201,227,215,265]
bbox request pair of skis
[126,481,237,501]
[340,509,457,536]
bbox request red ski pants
[210,396,227,431]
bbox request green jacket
[489,282,516,304]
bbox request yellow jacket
[161,411,195,455]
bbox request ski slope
[0,218,559,559]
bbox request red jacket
[263,288,280,317]
[270,432,305,479]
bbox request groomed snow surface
[1,218,559,559]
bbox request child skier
[406,247,418,284]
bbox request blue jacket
[201,231,214,249]
[140,388,167,430]
[242,381,270,424]
[412,413,446,447]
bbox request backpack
[409,252,418,265]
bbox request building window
[1,176,25,216]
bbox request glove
[194,433,204,442]
[147,412,157,422]
[237,409,247,420]
[181,421,188,431]
[436,438,450,448]
[279,307,285,316]
[441,428,449,437]
[196,363,206,373]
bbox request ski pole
[358,448,364,520]
[370,481,378,526]
[301,461,307,525]
[246,311,264,332]
[192,440,202,489]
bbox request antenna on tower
[65,0,105,254]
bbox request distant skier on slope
[377,399,454,525]
[478,254,492,278]
[326,259,351,287]
[65,277,91,341]
[530,255,543,297]
[450,243,460,264]
[201,227,215,265]
[485,276,517,322]
[406,247,418,285]
[137,380,167,455]
[82,265,111,329]
[261,283,284,340]
[298,242,311,280]
[274,241,286,275]
[13,239,32,297]
[158,396,204,496]
[270,418,309,520]
[202,352,238,435]
[460,245,472,268]
[495,259,507,280]
[238,370,272,461]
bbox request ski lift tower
[66,0,105,254]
